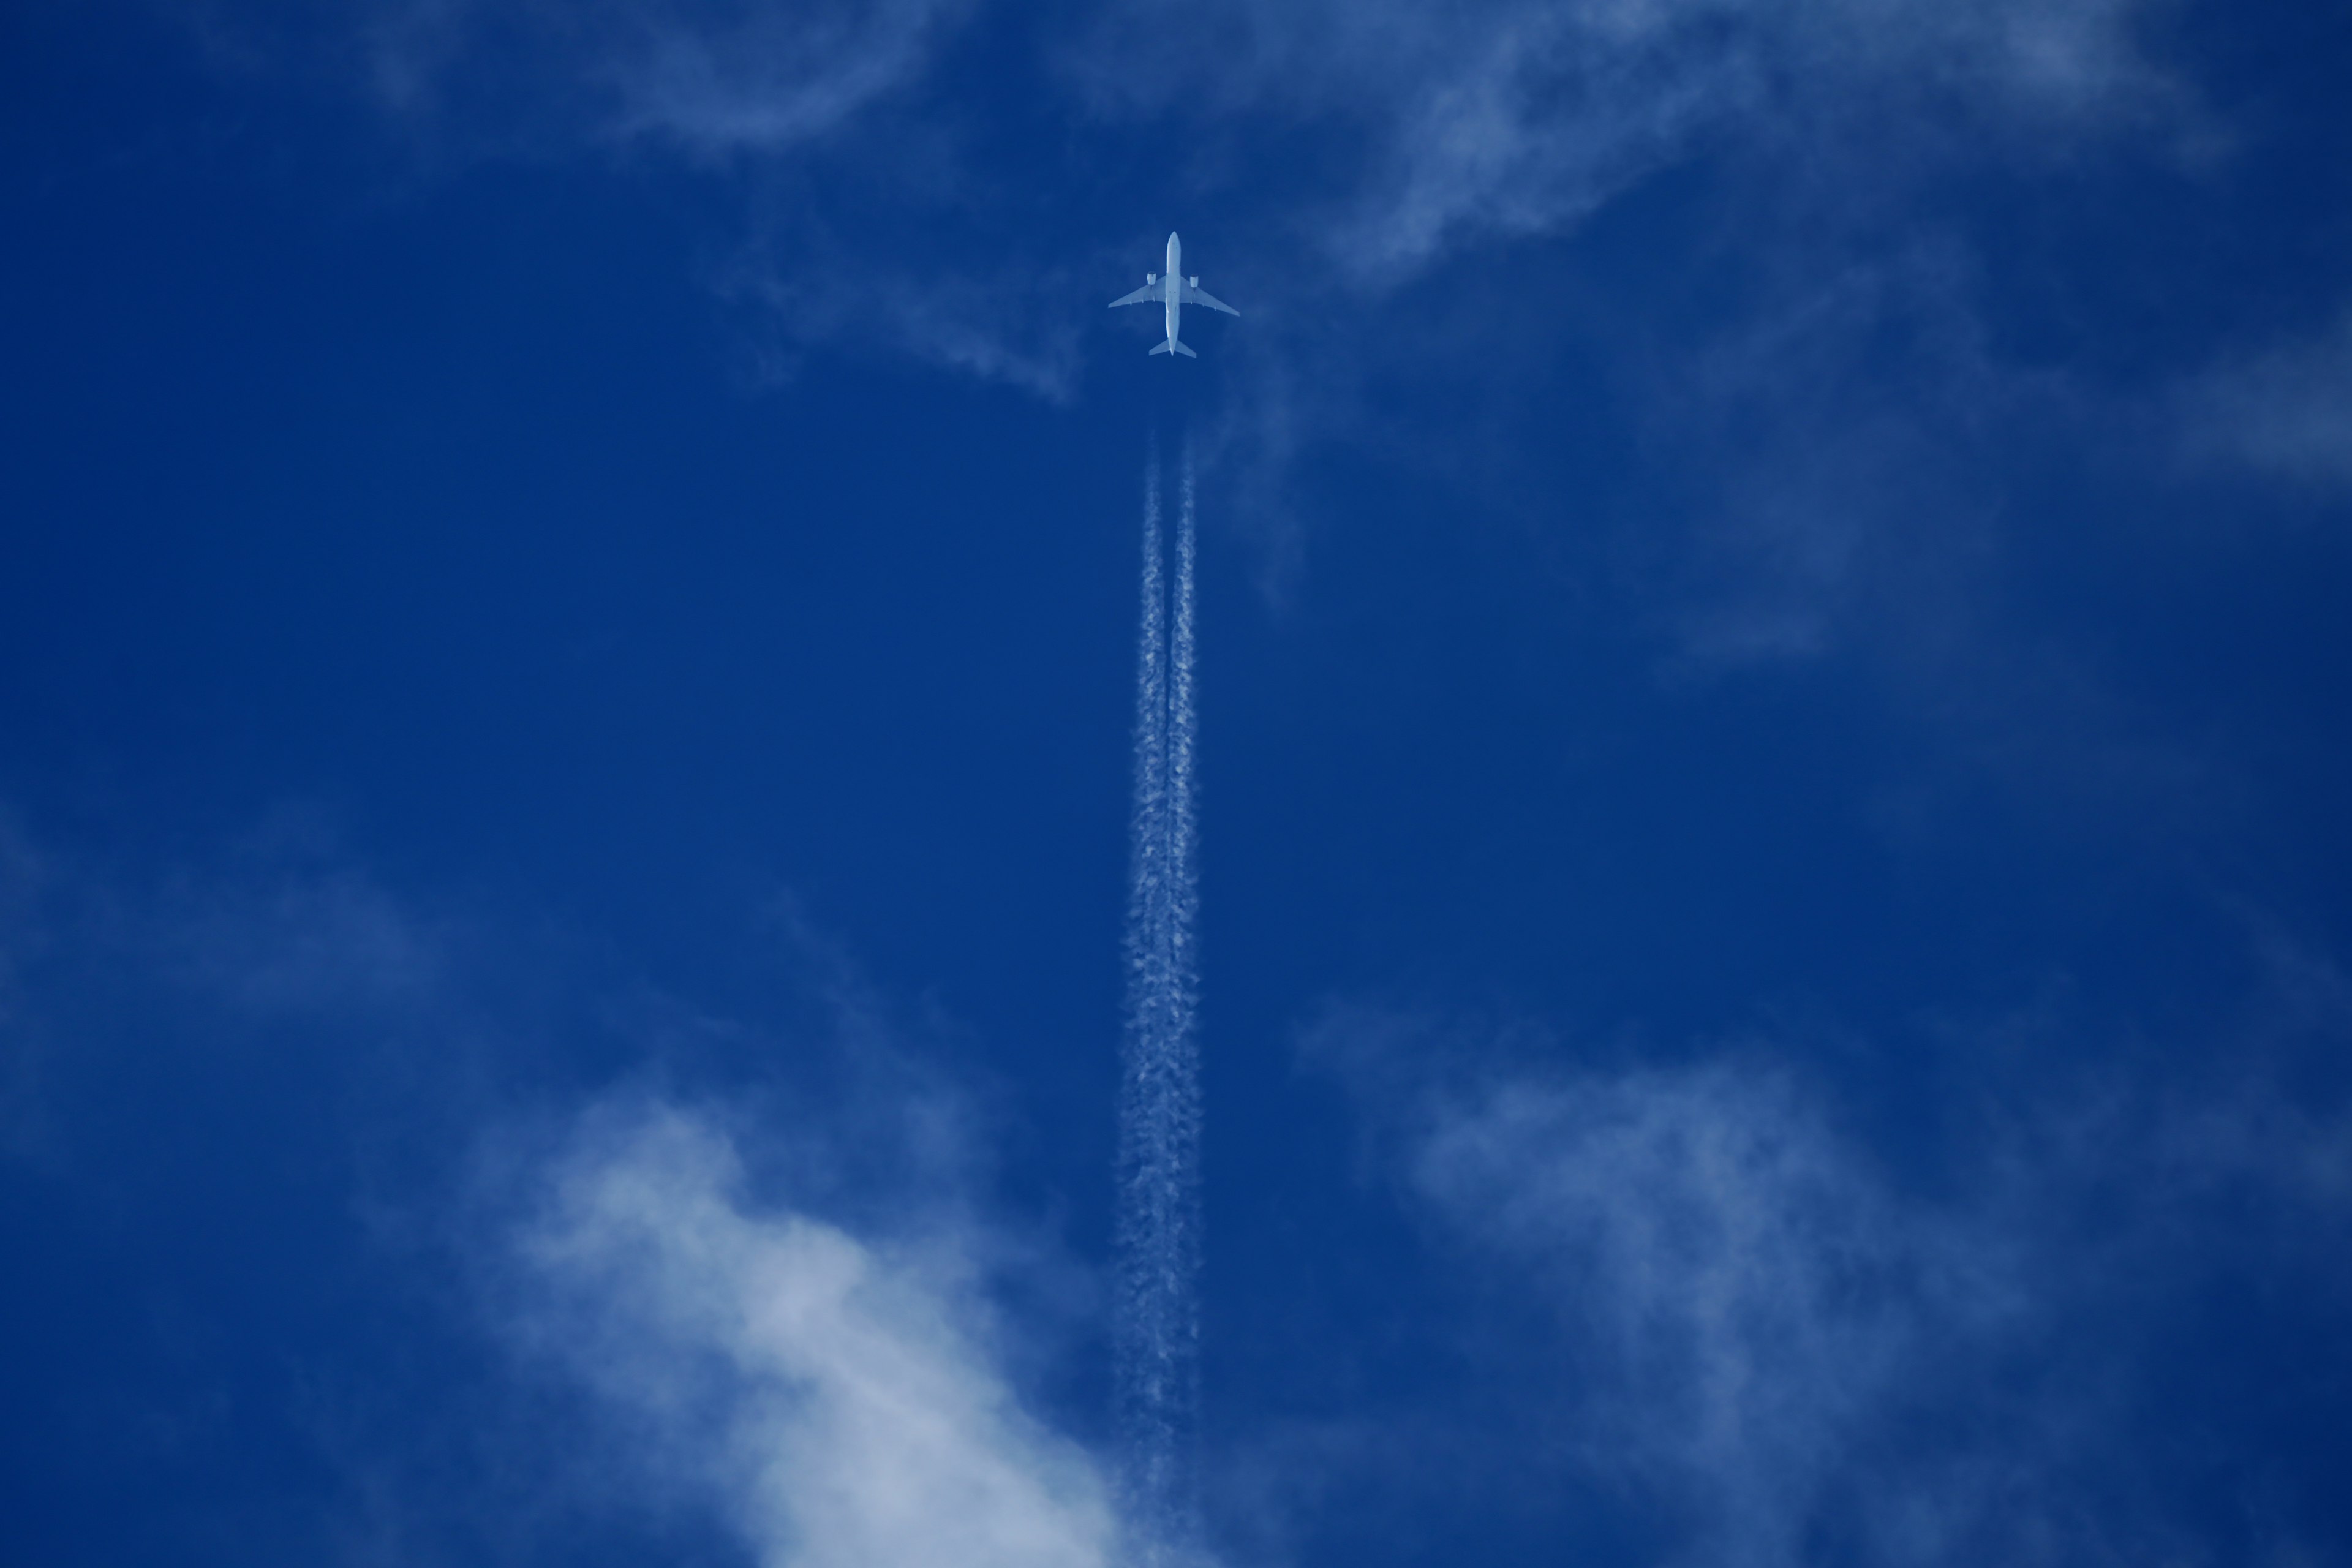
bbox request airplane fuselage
[1109,231,1232,356]
[1164,232,1184,352]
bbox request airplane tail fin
[1150,339,1196,358]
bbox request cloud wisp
[2185,307,2352,492]
[593,0,973,157]
[1065,0,2182,288]
[1429,1072,2000,1564]
[1303,997,2352,1568]
[335,0,972,155]
[1388,1043,2005,1566]
[496,1096,1120,1568]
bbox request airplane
[1109,232,1238,357]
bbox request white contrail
[1114,435,1204,1564]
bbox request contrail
[1115,434,1204,1564]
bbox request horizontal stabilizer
[1150,339,1196,358]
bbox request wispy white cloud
[715,236,1099,400]
[327,0,970,154]
[1065,0,2182,288]
[1317,1022,2013,1564]
[160,862,453,1020]
[1303,991,2352,1567]
[0,809,483,1175]
[492,1094,1122,1568]
[592,0,971,156]
[271,0,1065,388]
[2186,307,2352,491]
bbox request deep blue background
[6,2,2352,1564]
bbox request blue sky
[6,1,2352,1564]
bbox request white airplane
[1110,232,1238,357]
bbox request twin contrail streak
[1115,434,1203,1563]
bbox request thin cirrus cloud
[1060,0,2182,288]
[1301,997,2352,1567]
[0,811,478,1171]
[714,236,1102,400]
[1407,1062,2018,1567]
[339,0,973,152]
[2185,307,2352,492]
[595,0,971,155]
[1305,1009,2019,1567]
[491,1096,1125,1568]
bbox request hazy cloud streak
[508,1098,1120,1568]
[2188,307,2352,491]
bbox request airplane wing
[1181,281,1238,315]
[1109,282,1162,308]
